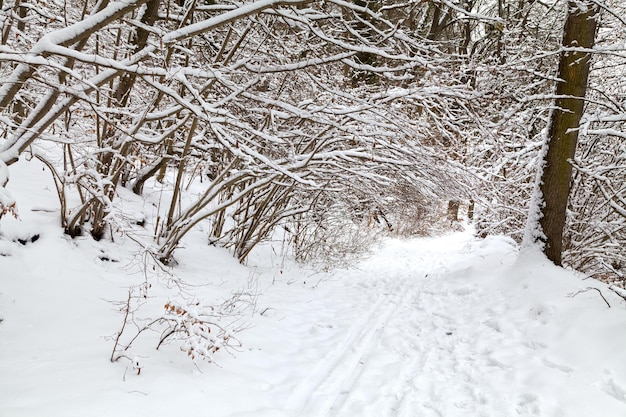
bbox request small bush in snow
[159,302,241,362]
[110,287,246,369]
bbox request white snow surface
[2,157,626,416]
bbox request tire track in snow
[284,291,404,417]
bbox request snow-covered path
[278,234,519,417]
[265,234,626,417]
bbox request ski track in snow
[281,236,575,417]
[285,291,405,416]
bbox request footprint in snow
[602,374,626,404]
[542,357,574,374]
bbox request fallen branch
[569,287,611,308]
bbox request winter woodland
[2,0,626,414]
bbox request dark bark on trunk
[426,2,452,41]
[447,200,460,222]
[113,0,160,106]
[17,0,27,32]
[538,1,599,265]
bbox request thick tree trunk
[538,1,599,265]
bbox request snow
[0,159,15,215]
[520,123,550,253]
[162,0,311,45]
[2,157,626,416]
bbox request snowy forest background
[2,0,626,333]
[1,0,625,278]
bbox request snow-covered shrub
[159,301,242,362]
[110,286,248,367]
[285,203,379,269]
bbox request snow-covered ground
[2,158,626,417]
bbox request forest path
[281,233,577,417]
